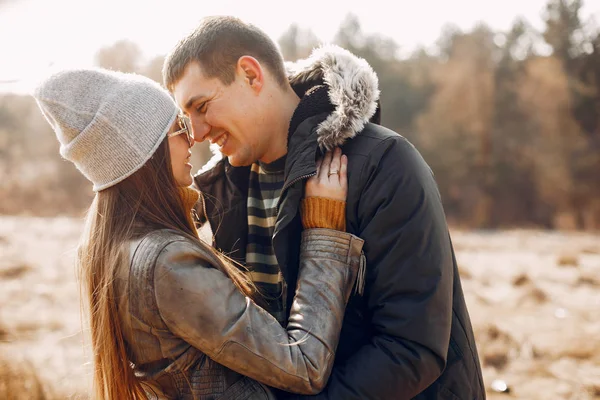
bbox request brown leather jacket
[114,228,364,399]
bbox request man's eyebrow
[184,95,205,111]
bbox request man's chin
[227,155,253,167]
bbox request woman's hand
[305,147,347,201]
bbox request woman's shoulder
[136,228,192,246]
[121,229,195,332]
[125,229,216,318]
[127,229,205,268]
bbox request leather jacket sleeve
[153,228,364,395]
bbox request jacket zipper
[275,171,316,320]
[276,172,366,297]
[275,171,316,214]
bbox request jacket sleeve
[153,228,364,395]
[302,137,455,399]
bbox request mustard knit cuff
[301,197,346,231]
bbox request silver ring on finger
[328,170,339,176]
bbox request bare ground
[1,216,599,399]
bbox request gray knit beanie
[33,68,179,191]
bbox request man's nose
[191,119,211,143]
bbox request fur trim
[198,143,224,174]
[286,45,380,150]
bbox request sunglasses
[167,115,193,147]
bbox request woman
[33,68,362,399]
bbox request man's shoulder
[344,124,435,192]
[344,123,419,162]
[358,122,403,141]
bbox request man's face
[172,61,268,167]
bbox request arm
[154,229,363,395]
[303,137,454,399]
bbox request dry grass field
[1,215,599,399]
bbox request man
[164,16,485,399]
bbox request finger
[339,154,348,193]
[314,158,322,176]
[318,151,332,180]
[329,147,342,180]
[309,159,322,183]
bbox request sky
[0,0,598,94]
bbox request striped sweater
[245,156,286,324]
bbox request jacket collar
[286,44,380,150]
[199,45,380,173]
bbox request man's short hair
[163,16,288,91]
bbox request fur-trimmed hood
[286,44,380,150]
[200,45,380,172]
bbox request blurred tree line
[1,0,598,229]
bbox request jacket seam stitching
[129,234,182,328]
[452,309,485,393]
[215,340,331,387]
[151,238,199,329]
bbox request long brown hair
[78,138,254,399]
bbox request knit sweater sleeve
[300,197,346,231]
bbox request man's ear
[237,56,263,92]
